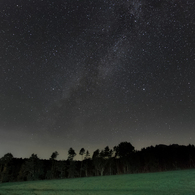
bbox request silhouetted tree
[50,151,59,160]
[79,148,85,160]
[68,148,76,161]
[0,153,14,182]
[103,146,114,175]
[92,149,99,159]
[114,142,134,174]
[84,150,90,160]
[0,142,195,182]
[79,148,85,177]
[82,150,91,177]
[67,148,77,178]
[92,149,107,176]
[49,151,59,179]
[114,142,134,158]
[104,146,113,159]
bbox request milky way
[0,0,195,159]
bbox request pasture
[0,169,195,195]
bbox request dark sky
[0,0,195,160]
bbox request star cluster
[0,0,195,159]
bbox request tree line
[1,142,195,183]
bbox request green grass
[0,169,195,195]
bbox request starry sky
[0,0,195,160]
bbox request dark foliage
[0,143,195,183]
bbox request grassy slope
[0,169,195,195]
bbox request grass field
[0,169,195,195]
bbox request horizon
[1,142,193,161]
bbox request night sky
[0,0,195,160]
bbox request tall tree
[67,148,77,178]
[82,150,91,177]
[50,151,59,160]
[92,149,100,160]
[114,142,134,158]
[0,153,14,182]
[79,148,85,177]
[79,148,85,161]
[92,149,107,176]
[104,146,113,158]
[68,148,76,161]
[49,151,59,179]
[114,142,135,174]
[103,146,114,175]
[84,150,90,160]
